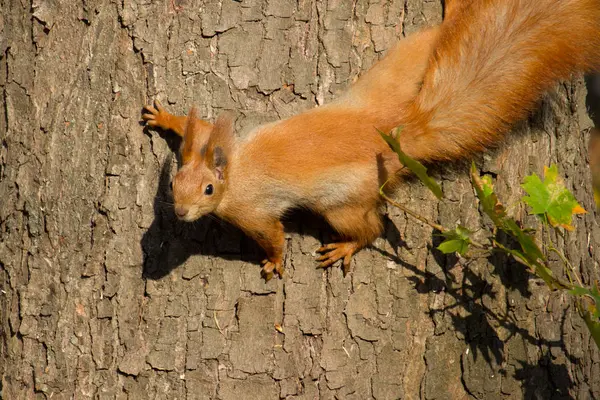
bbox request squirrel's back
[400,0,600,161]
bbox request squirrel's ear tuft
[181,106,213,164]
[207,113,235,181]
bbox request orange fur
[181,107,207,164]
[400,0,600,162]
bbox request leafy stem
[378,125,600,349]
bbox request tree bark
[1,0,599,399]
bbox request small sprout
[384,160,598,350]
[471,162,506,226]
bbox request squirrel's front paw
[260,259,284,281]
[142,99,170,130]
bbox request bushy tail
[400,0,600,161]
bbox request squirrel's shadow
[140,125,228,280]
[140,148,256,280]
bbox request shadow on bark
[586,74,600,126]
[141,154,264,280]
[486,232,534,298]
[514,357,574,400]
[375,236,577,397]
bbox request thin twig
[380,192,446,232]
[380,192,488,249]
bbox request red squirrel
[143,0,600,280]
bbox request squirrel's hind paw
[316,241,359,276]
[260,259,284,282]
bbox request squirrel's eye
[170,181,174,191]
[204,184,214,195]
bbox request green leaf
[569,285,600,319]
[532,262,558,289]
[379,129,443,199]
[437,226,473,256]
[480,175,495,198]
[500,218,561,288]
[455,225,472,239]
[582,312,600,351]
[522,164,586,231]
[572,284,600,349]
[569,286,592,297]
[438,239,468,255]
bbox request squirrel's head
[171,108,234,221]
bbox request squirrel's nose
[174,206,189,218]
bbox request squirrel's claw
[142,100,165,119]
[260,259,284,282]
[316,242,358,276]
[142,108,156,119]
[142,104,158,125]
[143,99,163,114]
[154,99,165,112]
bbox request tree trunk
[1,0,599,399]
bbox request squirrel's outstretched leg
[236,217,285,281]
[317,205,382,275]
[142,100,213,137]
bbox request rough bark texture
[1,0,599,399]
